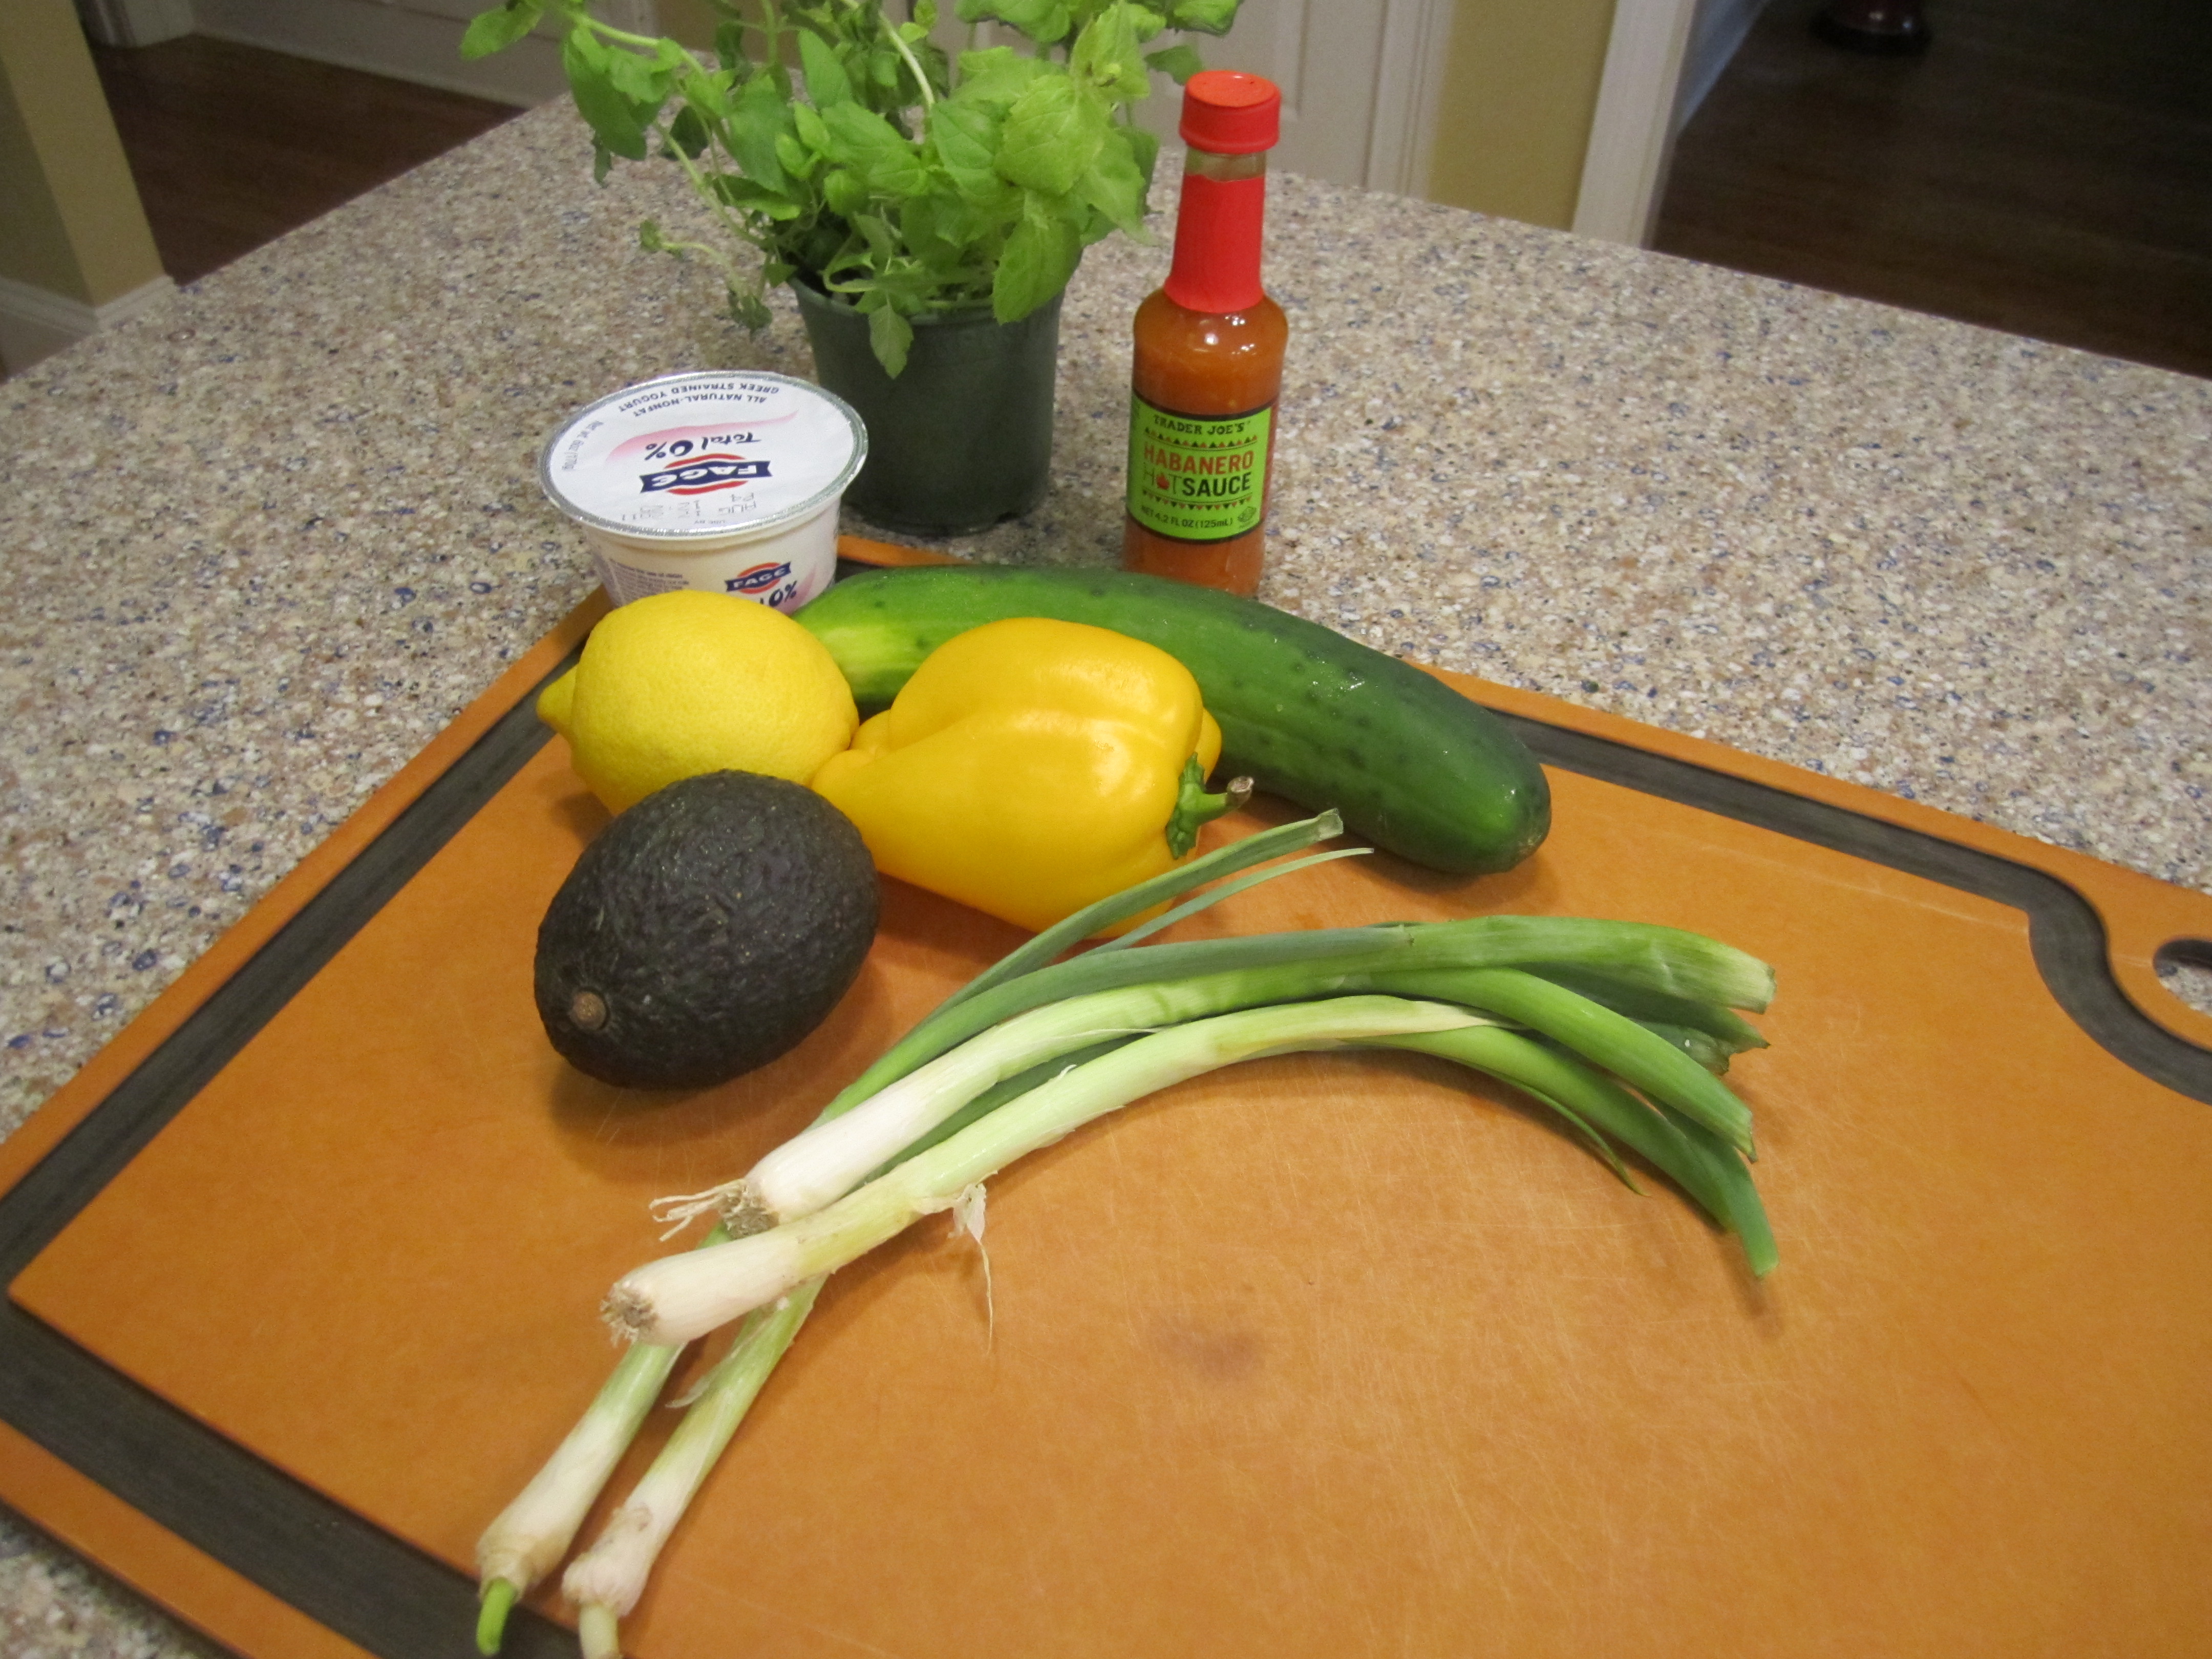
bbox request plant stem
[664,135,759,273]
[573,7,667,53]
[880,10,937,107]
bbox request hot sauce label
[1126,395,1272,541]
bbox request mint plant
[462,1,1243,374]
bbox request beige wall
[1426,0,1618,230]
[0,0,164,305]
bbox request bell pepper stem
[1165,761,1253,859]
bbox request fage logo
[640,454,772,497]
[727,559,801,610]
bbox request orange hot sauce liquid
[1123,290,1288,598]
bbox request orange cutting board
[4,542,2210,1659]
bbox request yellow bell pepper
[809,616,1243,932]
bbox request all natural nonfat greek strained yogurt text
[539,372,866,613]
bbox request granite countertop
[2,100,2207,1655]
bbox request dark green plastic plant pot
[792,281,1060,538]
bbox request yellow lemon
[538,590,857,813]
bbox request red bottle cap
[1179,71,1281,155]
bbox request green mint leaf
[1123,119,1160,185]
[729,286,774,332]
[798,29,854,106]
[951,47,1051,111]
[792,100,832,154]
[869,302,915,377]
[992,193,1082,320]
[637,218,668,252]
[774,131,817,178]
[915,0,941,28]
[898,193,969,270]
[996,76,1108,197]
[905,188,1005,278]
[958,0,1075,45]
[712,18,748,70]
[727,74,792,188]
[820,102,928,197]
[853,212,899,263]
[824,167,871,218]
[678,66,734,124]
[459,1,542,60]
[599,36,674,108]
[927,99,1012,205]
[1077,129,1148,233]
[1143,44,1203,83]
[712,174,799,216]
[667,104,710,159]
[1129,5,1166,41]
[563,28,652,160]
[1165,0,1239,36]
[1070,3,1148,102]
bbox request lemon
[538,590,857,813]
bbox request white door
[1142,0,1454,195]
[934,2,1450,196]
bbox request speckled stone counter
[2,100,2207,1655]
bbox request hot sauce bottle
[1122,71,1287,599]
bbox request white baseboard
[190,0,569,108]
[0,273,175,377]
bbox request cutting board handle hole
[2152,938,2212,1020]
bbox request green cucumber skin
[795,566,1550,876]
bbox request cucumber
[795,565,1549,876]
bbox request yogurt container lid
[538,371,866,543]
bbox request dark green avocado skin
[534,772,879,1090]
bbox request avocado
[534,771,879,1090]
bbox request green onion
[1360,966,1759,1157]
[476,808,1787,1655]
[935,811,1347,1015]
[1522,963,1770,1054]
[661,957,1511,1236]
[657,925,1773,1240]
[1653,1100,1778,1274]
[605,996,1487,1348]
[475,821,1365,1650]
[792,914,1772,1161]
[472,1223,728,1654]
[1377,1026,1775,1274]
[562,1280,822,1659]
[1097,846,1372,951]
[1636,1022,1740,1074]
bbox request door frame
[1365,0,1460,196]
[1572,0,1702,244]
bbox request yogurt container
[538,371,866,613]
